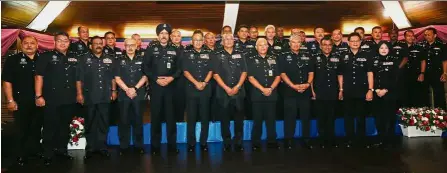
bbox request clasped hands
[156,76,174,87]
[291,83,310,93]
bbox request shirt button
[100,87,103,89]
[353,82,356,84]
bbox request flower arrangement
[397,107,447,132]
[69,116,85,146]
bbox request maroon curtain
[1,29,20,56]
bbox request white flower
[79,125,84,130]
[440,116,444,120]
[422,117,429,122]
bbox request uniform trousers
[344,98,368,143]
[186,96,210,146]
[373,96,397,143]
[283,97,311,140]
[119,99,145,149]
[43,104,76,157]
[219,98,245,145]
[315,100,336,144]
[251,101,277,145]
[150,88,176,148]
[426,72,447,110]
[85,103,110,151]
[14,102,43,158]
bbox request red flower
[418,114,423,119]
[425,126,431,131]
[423,121,428,125]
[72,124,79,129]
[78,117,85,124]
[409,119,415,126]
[425,114,430,118]
[444,116,447,120]
[435,120,440,124]
[72,136,79,142]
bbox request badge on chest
[232,54,242,59]
[103,58,112,64]
[267,59,276,65]
[268,70,273,76]
[200,54,209,59]
[68,58,77,62]
[20,58,27,64]
[167,51,176,55]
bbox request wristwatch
[133,86,138,90]
[7,100,14,103]
[35,95,42,100]
[369,88,374,92]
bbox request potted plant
[397,107,447,137]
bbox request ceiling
[2,1,447,38]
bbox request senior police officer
[332,29,349,55]
[103,31,123,56]
[183,30,213,152]
[69,26,91,56]
[360,26,383,54]
[265,25,283,56]
[132,33,145,57]
[306,27,325,55]
[115,38,148,155]
[171,29,187,122]
[211,33,248,152]
[247,38,281,150]
[204,32,218,52]
[354,27,366,41]
[421,28,447,110]
[76,36,117,159]
[249,26,259,42]
[35,32,77,165]
[2,36,43,166]
[311,36,343,149]
[144,23,181,154]
[278,34,314,149]
[340,32,374,149]
[235,24,256,55]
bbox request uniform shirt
[182,48,213,98]
[234,39,256,55]
[278,50,315,98]
[372,54,400,99]
[35,50,78,105]
[404,42,426,74]
[135,47,146,57]
[340,49,373,99]
[360,40,380,56]
[391,41,408,65]
[114,54,146,101]
[77,53,115,105]
[103,46,123,57]
[332,42,349,56]
[211,48,247,99]
[69,40,91,57]
[267,39,284,56]
[420,39,447,75]
[305,40,321,56]
[247,53,279,102]
[1,52,38,103]
[143,42,181,87]
[313,52,343,100]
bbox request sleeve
[35,52,51,76]
[337,57,344,75]
[246,58,254,77]
[274,59,280,77]
[278,54,286,73]
[308,57,315,73]
[210,53,221,75]
[142,48,157,81]
[76,55,84,82]
[182,53,191,72]
[366,53,374,72]
[1,55,15,82]
[419,46,427,61]
[241,55,248,73]
[113,57,121,78]
[172,49,182,78]
[442,43,447,62]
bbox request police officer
[390,31,410,109]
[360,26,383,55]
[340,32,374,148]
[211,33,247,152]
[265,25,283,56]
[276,26,288,46]
[299,30,309,53]
[35,32,77,165]
[144,23,181,154]
[132,33,145,57]
[311,36,343,149]
[204,32,221,122]
[332,29,349,55]
[249,26,259,42]
[421,28,447,110]
[77,36,116,159]
[215,25,232,49]
[103,31,123,56]
[278,34,314,149]
[247,38,281,150]
[115,38,148,155]
[401,30,427,107]
[389,29,399,45]
[235,25,256,55]
[171,29,187,122]
[371,41,400,148]
[171,29,184,52]
[69,26,91,57]
[183,30,213,152]
[306,27,325,55]
[282,28,301,51]
[204,32,218,52]
[354,27,366,41]
[2,36,43,166]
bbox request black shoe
[320,144,326,149]
[223,144,231,152]
[200,144,208,152]
[43,157,52,166]
[168,147,179,154]
[99,150,110,157]
[285,140,293,150]
[252,144,260,151]
[84,151,94,160]
[120,148,130,156]
[267,143,280,149]
[345,141,353,148]
[235,144,244,151]
[151,147,160,155]
[333,144,339,148]
[301,141,313,150]
[187,145,195,152]
[17,157,26,166]
[135,147,145,154]
[55,152,73,160]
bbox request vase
[399,124,443,137]
[67,137,86,150]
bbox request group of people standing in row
[3,22,446,166]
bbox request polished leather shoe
[252,145,260,151]
[267,143,280,149]
[120,148,130,156]
[151,147,160,155]
[99,150,110,157]
[43,158,52,166]
[187,145,195,152]
[235,144,244,151]
[320,144,326,149]
[17,157,26,166]
[135,147,145,154]
[223,144,231,152]
[200,144,208,152]
[168,147,179,154]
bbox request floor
[2,137,447,173]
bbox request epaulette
[215,49,225,54]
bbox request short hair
[426,27,437,34]
[104,31,115,38]
[265,25,275,32]
[299,31,305,34]
[54,31,69,41]
[77,26,88,32]
[91,36,102,43]
[171,29,181,35]
[256,38,267,46]
[192,29,204,37]
[289,34,302,43]
[22,36,38,43]
[348,32,361,41]
[321,36,333,44]
[131,33,140,38]
[354,27,365,33]
[205,32,215,38]
[404,29,414,37]
[249,25,258,30]
[222,25,232,31]
[372,26,382,32]
[237,24,249,32]
[388,29,398,34]
[313,27,324,33]
[221,33,234,40]
[124,38,137,45]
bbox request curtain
[1,29,20,56]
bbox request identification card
[167,62,171,69]
[269,70,273,76]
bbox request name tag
[361,45,370,49]
[153,52,159,54]
[135,61,142,65]
[393,46,402,49]
[269,70,273,76]
[232,54,242,59]
[330,58,339,62]
[356,58,367,62]
[200,54,209,59]
[300,46,308,50]
[167,62,171,69]
[410,50,420,53]
[103,58,112,64]
[339,47,348,50]
[167,51,176,55]
[246,45,254,48]
[274,46,282,50]
[116,52,122,55]
[383,62,393,65]
[68,58,77,62]
[267,59,276,65]
[301,56,309,60]
[434,47,441,50]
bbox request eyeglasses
[192,40,204,42]
[125,44,137,48]
[56,40,70,43]
[349,40,361,43]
